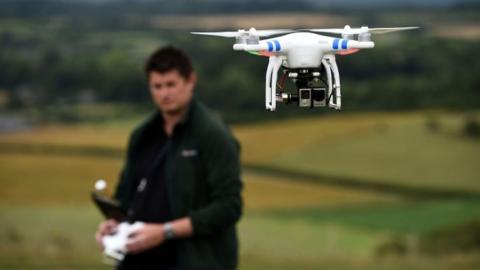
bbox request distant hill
[0,0,478,18]
[52,0,469,8]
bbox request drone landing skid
[323,55,341,110]
[265,56,283,111]
[266,54,341,111]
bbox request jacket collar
[177,97,196,127]
[144,98,197,137]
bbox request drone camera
[299,88,311,107]
[298,88,326,108]
[312,88,327,107]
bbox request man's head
[145,46,196,115]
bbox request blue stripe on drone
[341,39,348,49]
[273,40,281,51]
[267,41,274,52]
[332,39,340,50]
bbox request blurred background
[1,0,479,269]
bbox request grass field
[1,110,480,269]
[2,203,480,270]
[238,112,480,193]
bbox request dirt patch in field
[432,24,480,40]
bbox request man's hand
[126,223,165,254]
[95,219,119,249]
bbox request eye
[152,83,163,90]
[166,81,176,88]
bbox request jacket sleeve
[113,128,139,210]
[189,129,243,235]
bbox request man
[95,46,243,270]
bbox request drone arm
[329,39,375,53]
[349,41,375,49]
[233,43,268,51]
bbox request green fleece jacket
[114,99,243,270]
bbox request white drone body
[192,25,418,111]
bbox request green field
[268,113,480,193]
[236,112,480,192]
[1,111,480,269]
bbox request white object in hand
[102,222,144,261]
[95,179,107,192]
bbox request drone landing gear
[265,56,283,111]
[322,55,341,110]
[265,54,342,111]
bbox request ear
[188,72,197,84]
[187,72,197,91]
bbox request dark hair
[144,45,194,79]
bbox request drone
[192,25,419,111]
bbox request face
[148,70,196,115]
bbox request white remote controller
[102,222,144,261]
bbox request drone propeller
[191,28,294,38]
[306,26,419,35]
